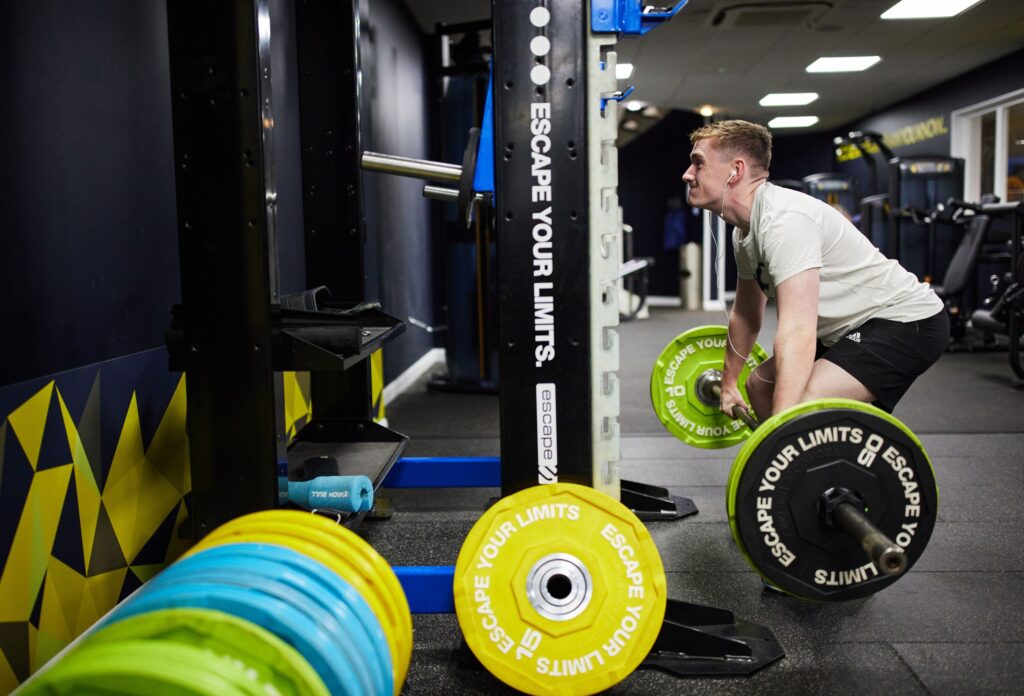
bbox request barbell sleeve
[831,502,908,577]
[422,184,484,204]
[361,151,462,183]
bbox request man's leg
[800,359,876,404]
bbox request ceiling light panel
[881,0,986,20]
[806,56,882,73]
[768,116,820,128]
[759,92,819,106]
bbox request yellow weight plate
[189,529,405,694]
[206,511,412,685]
[454,483,667,696]
[198,511,412,691]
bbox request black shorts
[815,310,949,413]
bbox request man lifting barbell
[682,120,948,420]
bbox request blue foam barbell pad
[283,475,374,514]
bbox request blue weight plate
[107,581,361,696]
[184,542,392,691]
[151,553,381,695]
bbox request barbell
[651,325,938,601]
[362,127,485,229]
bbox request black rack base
[643,599,785,676]
[622,479,698,520]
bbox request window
[952,89,1024,203]
[980,111,995,197]
[1007,102,1024,203]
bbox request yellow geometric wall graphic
[0,653,15,694]
[283,371,312,440]
[371,349,385,423]
[57,392,101,575]
[163,499,192,567]
[145,377,190,498]
[0,465,73,623]
[0,366,190,692]
[102,394,183,564]
[6,383,55,472]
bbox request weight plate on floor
[650,325,768,449]
[727,399,938,601]
[179,542,392,695]
[454,483,667,695]
[81,608,329,696]
[25,639,264,696]
[107,580,363,696]
[200,511,411,688]
[194,512,410,693]
[147,554,381,695]
[189,531,402,695]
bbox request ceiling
[401,0,1024,132]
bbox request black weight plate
[457,127,481,229]
[728,399,938,601]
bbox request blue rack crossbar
[394,566,456,613]
[381,457,501,488]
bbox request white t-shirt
[734,182,943,346]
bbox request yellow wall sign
[836,116,950,162]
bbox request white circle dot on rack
[530,7,551,28]
[531,65,551,86]
[530,36,551,57]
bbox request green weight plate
[726,398,938,601]
[22,639,264,696]
[650,325,768,449]
[82,608,329,696]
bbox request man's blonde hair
[690,120,772,172]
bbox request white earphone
[727,168,737,183]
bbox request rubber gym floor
[362,307,1024,695]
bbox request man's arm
[772,268,820,414]
[720,277,767,416]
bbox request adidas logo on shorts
[846,332,861,343]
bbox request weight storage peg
[362,127,483,229]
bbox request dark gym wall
[618,110,704,297]
[769,133,836,182]
[0,1,179,388]
[837,47,1024,178]
[362,0,436,383]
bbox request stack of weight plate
[19,510,412,696]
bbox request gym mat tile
[621,434,738,461]
[902,522,1024,572]
[662,571,1024,644]
[933,484,1024,522]
[398,438,500,458]
[405,614,930,696]
[620,458,734,486]
[892,643,1024,696]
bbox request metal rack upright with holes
[165,0,407,539]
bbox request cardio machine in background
[900,197,1017,351]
